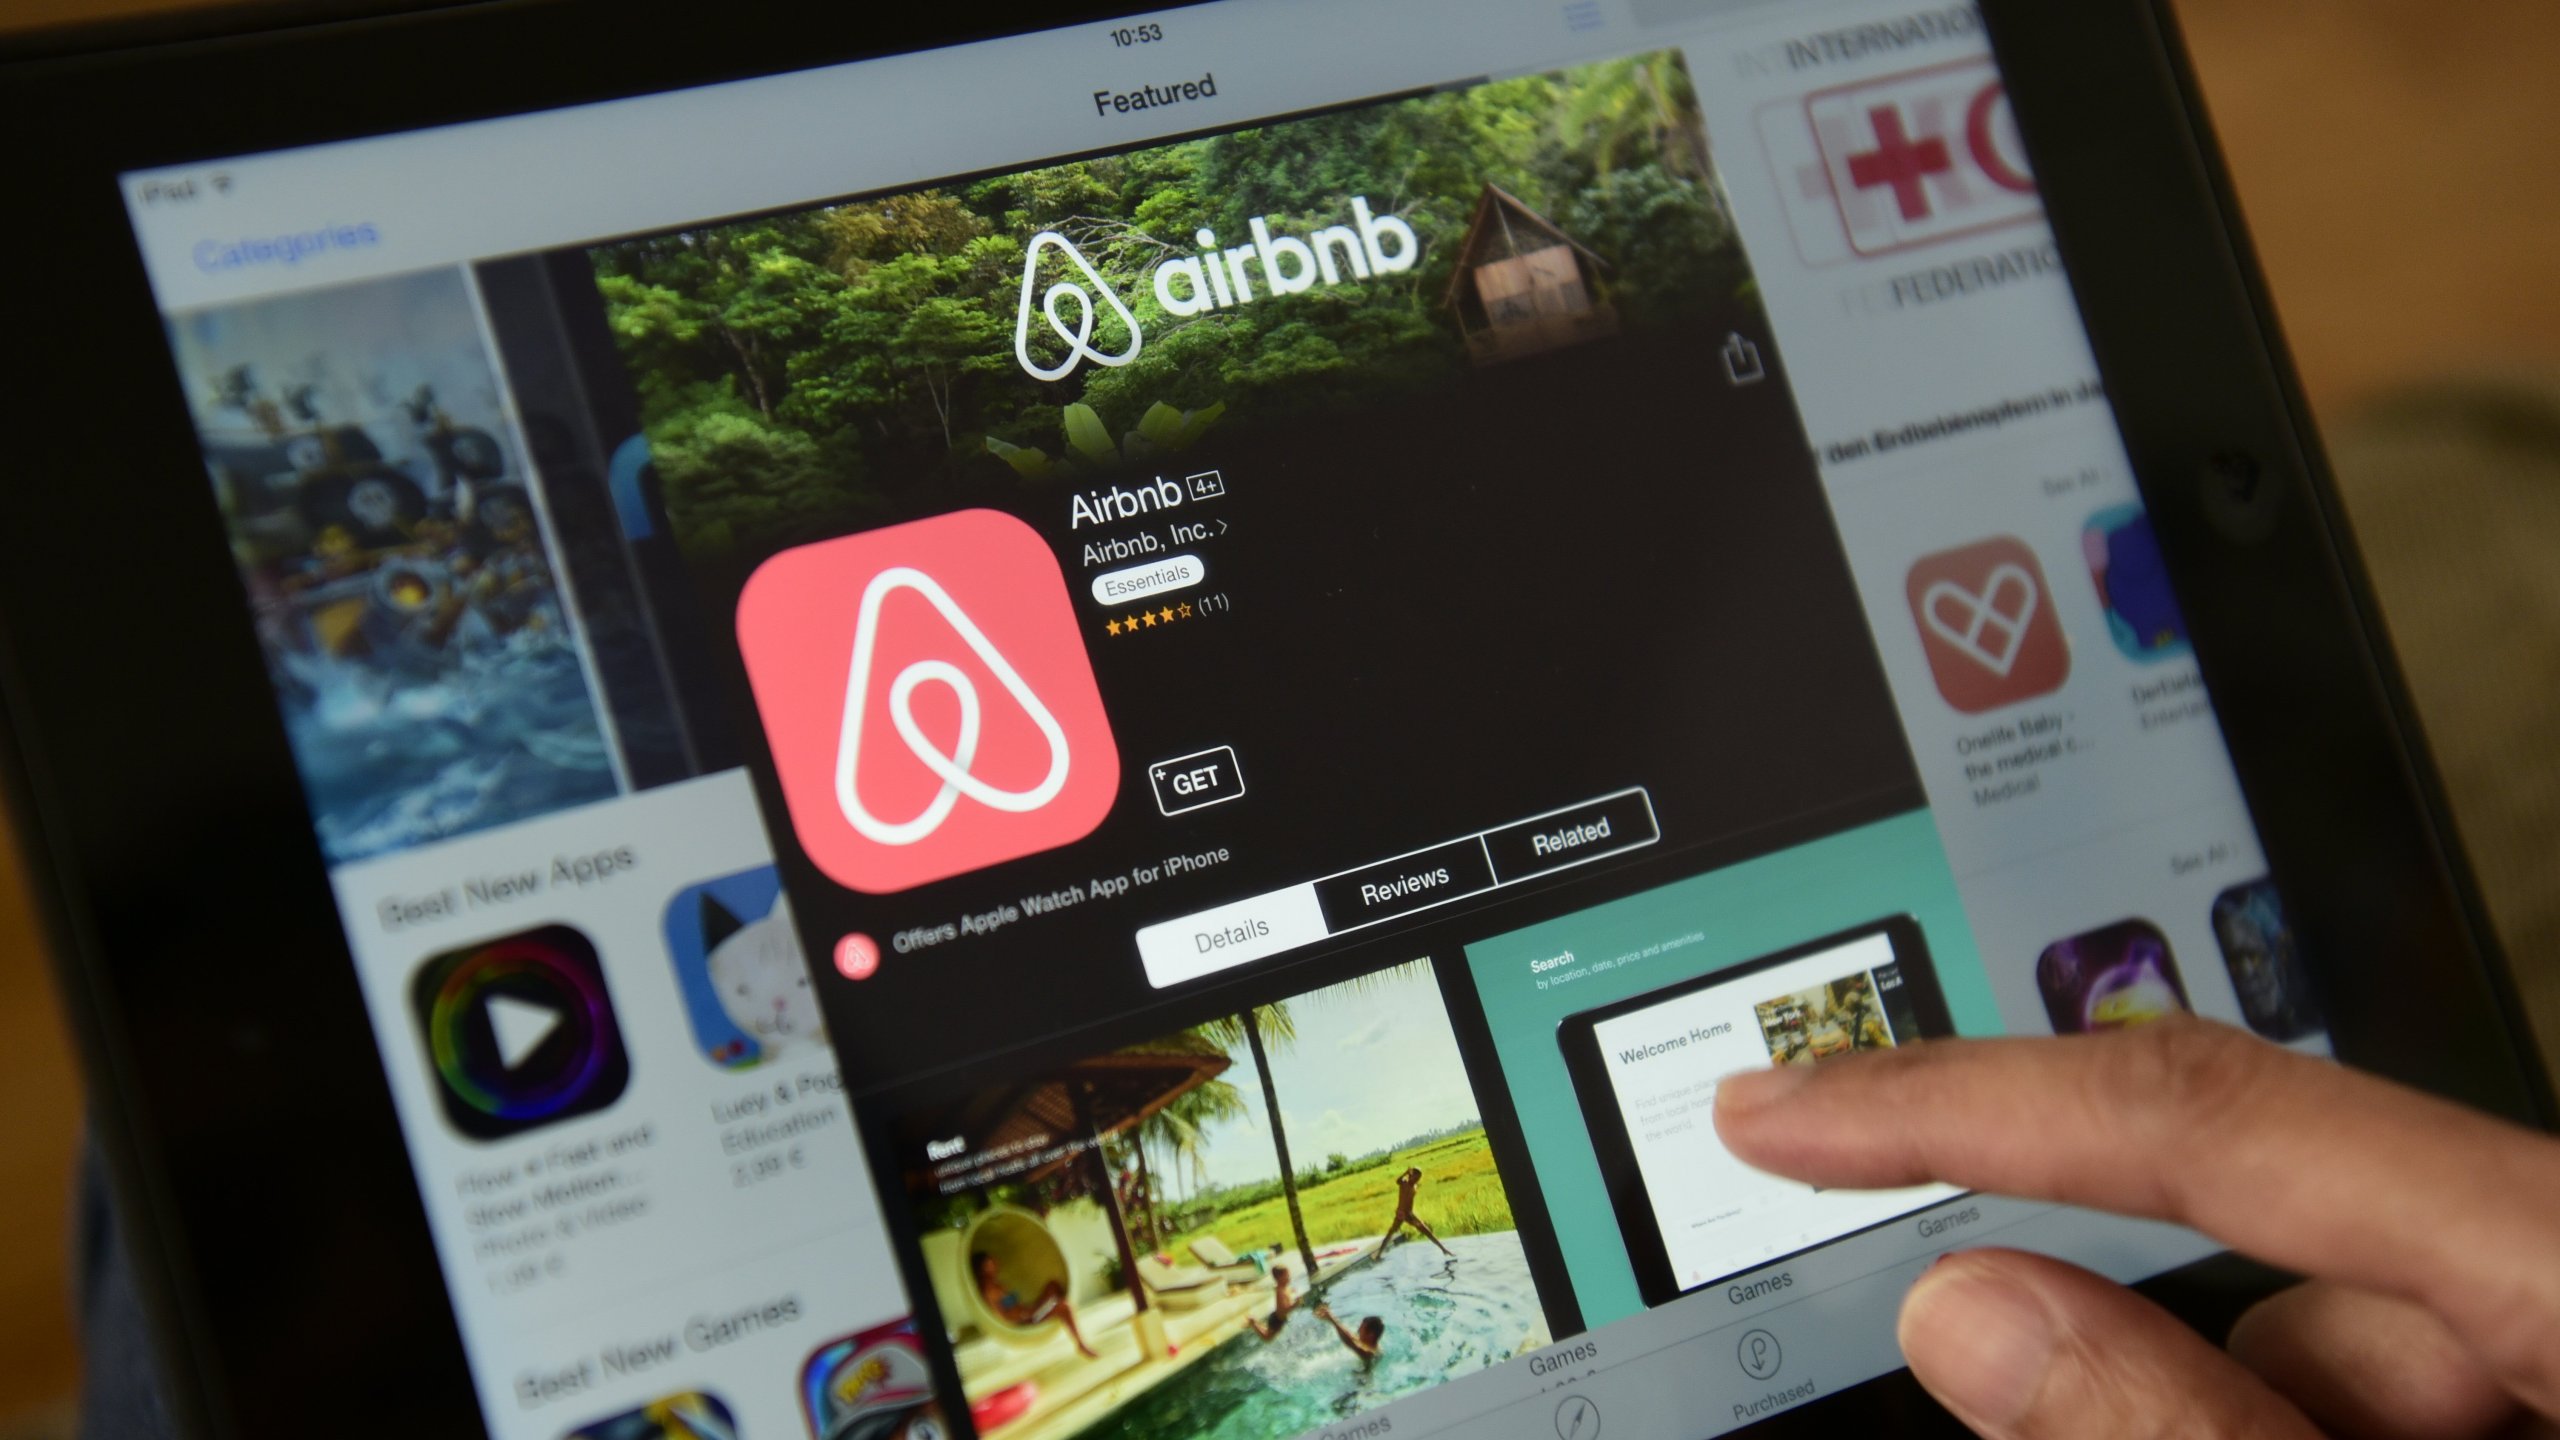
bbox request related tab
[1483,788,1660,884]
[1313,838,1498,932]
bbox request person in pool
[973,1250,1098,1357]
[1375,1166,1454,1257]
[1248,1264,1296,1340]
[1313,1304,1384,1367]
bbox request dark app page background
[700,322,1924,1088]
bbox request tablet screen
[1561,918,1962,1305]
[116,2,2331,1437]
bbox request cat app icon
[663,866,824,1071]
[736,508,1120,894]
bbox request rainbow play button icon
[410,925,629,1142]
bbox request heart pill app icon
[1904,536,2072,715]
[1922,563,2040,676]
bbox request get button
[1150,746,1245,816]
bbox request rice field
[1165,1128,1516,1259]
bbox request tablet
[1558,917,1961,1307]
[0,2,2547,1439]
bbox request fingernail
[1717,1064,1816,1115]
[1901,1261,2056,1431]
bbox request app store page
[123,2,2325,1438]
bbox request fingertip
[1898,1252,2058,1433]
[1901,1250,2326,1440]
[1715,1063,1814,1120]
[1712,1066,1818,1168]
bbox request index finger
[1711,1019,2560,1416]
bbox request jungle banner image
[589,49,1759,594]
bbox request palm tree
[1150,1078,1247,1194]
[1119,1032,1251,1245]
[1191,1004,1315,1277]
[1138,1072,1249,1231]
[1194,961,1435,1282]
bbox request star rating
[1105,601,1204,638]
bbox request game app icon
[736,509,1119,894]
[2084,504,2189,661]
[2212,879,2324,1042]
[803,1320,949,1440]
[561,1391,738,1440]
[409,924,628,1142]
[1906,536,2071,713]
[664,865,824,1071]
[2035,919,2188,1034]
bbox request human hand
[1712,1018,2559,1439]
[1315,1304,1335,1320]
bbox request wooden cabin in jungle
[1443,184,1618,365]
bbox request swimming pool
[1079,1231,1544,1440]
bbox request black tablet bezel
[1557,915,1954,1309]
[0,1,2546,1437]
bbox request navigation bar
[118,0,1680,312]
[1135,788,1658,988]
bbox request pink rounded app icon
[834,933,881,981]
[737,509,1120,894]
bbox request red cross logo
[1845,105,1954,222]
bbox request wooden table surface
[0,0,2552,1426]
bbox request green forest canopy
[594,53,1750,572]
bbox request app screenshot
[1906,536,2071,714]
[735,509,1119,894]
[408,925,629,1142]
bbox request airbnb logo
[1011,199,1419,380]
[1017,233,1143,383]
[737,510,1119,893]
[833,568,1072,845]
[1756,57,2042,266]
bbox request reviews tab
[1312,838,1497,931]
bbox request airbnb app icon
[1757,57,2041,266]
[737,510,1119,894]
